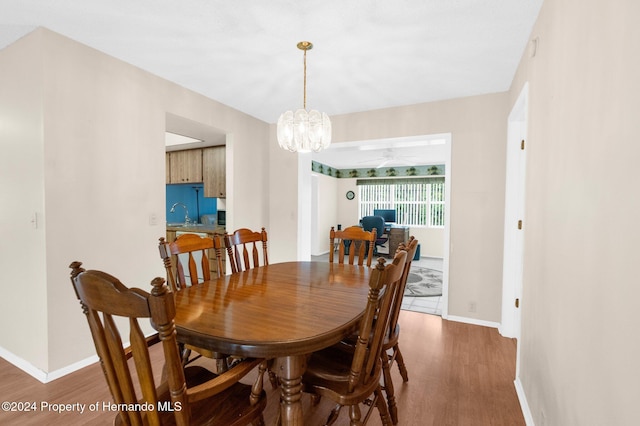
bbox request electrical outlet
[149,213,158,226]
[468,302,477,313]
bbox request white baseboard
[0,345,98,383]
[498,323,517,338]
[515,377,535,425]
[446,315,501,329]
[45,355,100,383]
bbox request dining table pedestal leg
[275,355,307,426]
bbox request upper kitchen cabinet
[203,146,226,198]
[167,149,203,183]
[166,153,171,183]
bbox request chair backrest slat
[130,317,160,423]
[348,250,407,392]
[86,310,128,412]
[329,226,376,267]
[102,313,141,422]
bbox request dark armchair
[362,215,389,255]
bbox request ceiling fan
[358,148,417,169]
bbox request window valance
[356,176,444,186]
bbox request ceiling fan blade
[376,159,393,168]
[357,156,384,165]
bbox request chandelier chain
[303,48,307,109]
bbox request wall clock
[346,190,355,200]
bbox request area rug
[404,267,442,297]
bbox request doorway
[306,133,452,318]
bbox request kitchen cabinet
[167,149,203,183]
[165,154,171,183]
[203,146,226,198]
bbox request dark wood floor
[0,311,524,425]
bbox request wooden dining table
[173,260,372,426]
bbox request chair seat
[113,365,267,426]
[183,383,265,426]
[303,346,384,406]
[337,322,400,350]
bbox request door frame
[500,83,529,353]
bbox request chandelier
[277,41,332,153]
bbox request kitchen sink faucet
[170,202,190,225]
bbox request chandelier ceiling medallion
[277,41,332,153]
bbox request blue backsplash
[166,183,217,224]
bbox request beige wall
[0,30,49,371]
[336,178,360,231]
[510,0,640,424]
[0,28,269,376]
[311,173,338,255]
[267,132,303,263]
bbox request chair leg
[326,404,343,426]
[263,359,279,389]
[348,403,362,426]
[381,353,398,425]
[251,361,266,406]
[375,386,393,426]
[215,356,228,373]
[267,368,279,389]
[394,345,409,382]
[178,343,191,366]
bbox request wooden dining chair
[159,233,225,292]
[223,227,278,389]
[381,237,419,424]
[69,261,267,426]
[303,249,407,426]
[225,227,269,273]
[159,233,229,370]
[329,225,376,267]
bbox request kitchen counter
[166,224,226,234]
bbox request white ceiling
[0,0,543,168]
[313,134,449,170]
